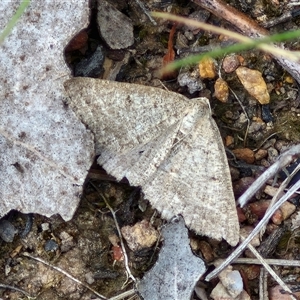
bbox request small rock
[260,158,270,168]
[248,200,271,219]
[112,245,124,261]
[41,223,50,231]
[233,177,255,197]
[198,240,214,262]
[183,10,210,33]
[177,71,203,94]
[267,147,278,164]
[97,0,134,49]
[199,57,217,79]
[222,54,240,73]
[65,30,88,52]
[264,185,279,197]
[0,220,17,243]
[237,207,246,222]
[218,267,243,298]
[230,166,240,181]
[44,239,59,252]
[74,45,105,77]
[121,220,159,252]
[261,104,273,122]
[254,149,268,160]
[194,286,209,300]
[236,66,270,104]
[210,282,233,300]
[274,140,288,152]
[85,272,95,285]
[232,148,255,164]
[239,290,251,300]
[225,135,234,147]
[261,138,276,150]
[269,285,300,300]
[272,201,296,225]
[59,231,75,252]
[241,264,260,280]
[214,78,229,102]
[240,226,260,247]
[248,121,264,135]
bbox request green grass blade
[0,0,31,44]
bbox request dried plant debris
[137,216,207,300]
[0,1,94,220]
[64,77,239,246]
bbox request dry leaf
[137,216,207,300]
[0,1,94,220]
[64,78,240,246]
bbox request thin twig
[134,0,157,25]
[0,283,32,298]
[259,268,269,300]
[108,289,136,300]
[89,181,136,283]
[233,258,300,266]
[205,178,300,281]
[246,241,295,299]
[238,144,300,207]
[228,87,250,147]
[22,252,107,300]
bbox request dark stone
[74,45,105,78]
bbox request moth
[64,78,239,246]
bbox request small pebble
[44,239,59,252]
[65,30,88,52]
[240,226,260,247]
[0,220,17,243]
[233,177,255,197]
[225,135,234,147]
[269,285,300,300]
[230,166,240,181]
[219,269,243,298]
[74,45,105,78]
[210,282,233,300]
[261,138,276,150]
[121,220,159,252]
[59,231,75,252]
[41,222,50,231]
[177,71,203,94]
[254,149,268,160]
[236,67,270,104]
[271,201,296,225]
[261,104,273,122]
[248,200,271,219]
[240,264,260,280]
[214,78,229,102]
[199,57,217,79]
[267,147,279,164]
[232,148,255,164]
[97,1,134,49]
[198,240,214,262]
[222,54,240,73]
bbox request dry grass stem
[234,258,300,267]
[89,181,136,284]
[246,242,295,299]
[206,178,300,281]
[22,252,107,300]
